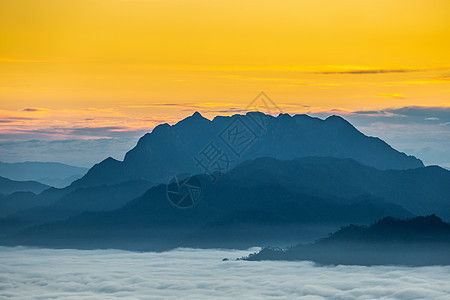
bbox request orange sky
[0,0,449,162]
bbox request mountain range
[3,156,449,250]
[0,112,448,253]
[73,112,423,188]
[0,176,50,196]
[0,161,88,188]
[0,180,154,235]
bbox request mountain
[0,176,50,195]
[3,185,410,250]
[3,157,427,250]
[0,180,154,236]
[323,214,450,244]
[73,112,423,188]
[225,157,450,218]
[0,161,88,188]
[0,184,72,219]
[34,175,85,189]
[247,215,450,266]
[2,156,449,250]
[0,192,39,218]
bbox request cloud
[0,116,35,122]
[390,73,450,85]
[131,64,444,75]
[349,106,450,123]
[21,107,48,112]
[313,68,419,75]
[377,93,405,99]
[434,74,450,82]
[219,74,343,87]
[0,246,449,299]
[386,106,450,122]
[0,138,140,168]
[0,57,53,63]
[0,107,172,141]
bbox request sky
[1,246,450,299]
[0,0,449,167]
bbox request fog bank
[1,246,449,299]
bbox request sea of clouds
[1,246,449,299]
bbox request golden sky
[0,0,449,140]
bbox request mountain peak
[103,156,120,164]
[277,113,292,119]
[325,115,347,122]
[325,114,360,132]
[189,111,210,121]
[192,111,203,118]
[175,111,210,126]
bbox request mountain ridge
[0,176,50,196]
[0,161,88,188]
[6,156,449,250]
[72,112,424,188]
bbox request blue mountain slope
[0,176,50,195]
[7,157,446,251]
[0,161,88,187]
[73,112,423,188]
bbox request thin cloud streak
[314,69,419,74]
[377,93,405,99]
[2,104,449,141]
[0,57,56,63]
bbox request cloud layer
[1,246,449,299]
[0,139,139,168]
[341,106,450,168]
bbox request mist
[1,246,450,299]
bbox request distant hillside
[0,180,154,235]
[247,215,450,266]
[0,192,39,218]
[0,176,50,195]
[0,161,88,188]
[3,157,426,250]
[73,112,423,188]
[226,157,450,218]
[2,156,450,250]
[4,184,411,250]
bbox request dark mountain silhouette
[247,215,450,266]
[72,112,423,188]
[225,157,450,218]
[2,156,449,250]
[0,176,50,195]
[0,180,154,237]
[0,183,80,219]
[0,192,38,218]
[3,157,420,250]
[0,106,446,252]
[323,214,450,243]
[0,161,88,188]
[34,174,85,189]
